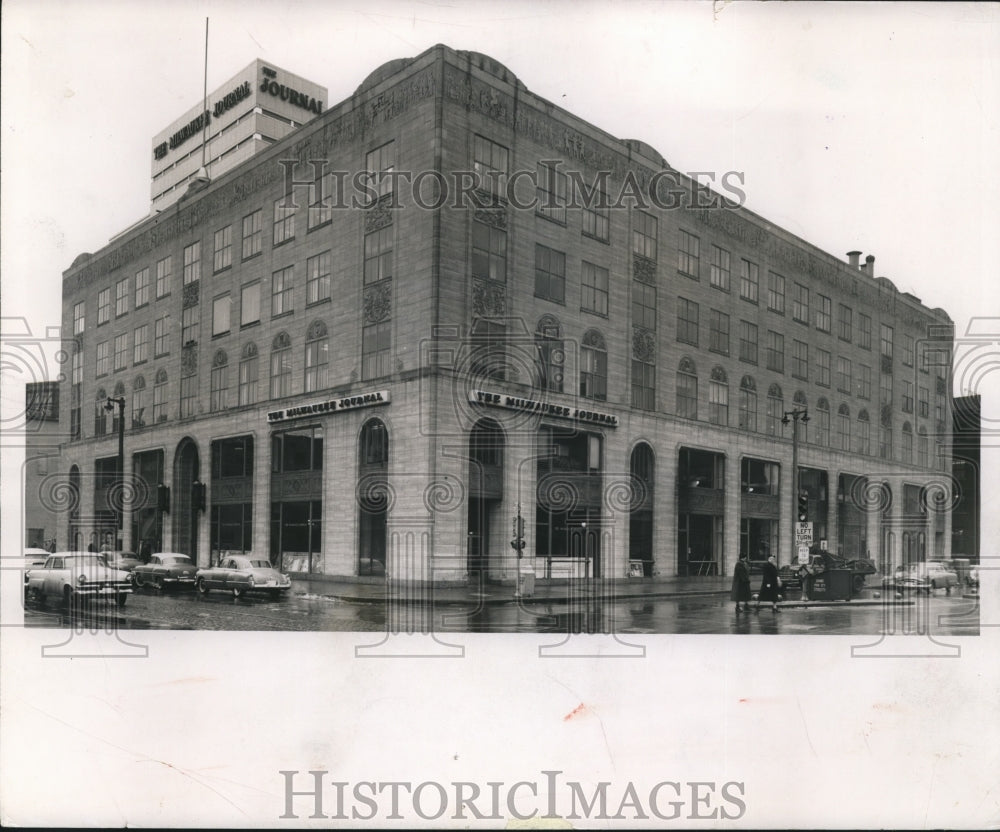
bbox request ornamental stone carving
[633,254,656,284]
[632,326,655,362]
[473,207,507,229]
[181,344,198,377]
[472,278,506,318]
[365,198,394,233]
[182,281,199,308]
[363,281,392,323]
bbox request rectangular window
[156,256,171,298]
[273,197,295,245]
[855,364,871,399]
[838,304,852,341]
[859,313,872,349]
[180,375,197,418]
[153,377,167,423]
[677,229,700,278]
[470,319,506,382]
[534,244,566,304]
[471,219,507,283]
[709,310,730,355]
[366,141,396,199]
[362,320,391,380]
[880,374,893,406]
[96,341,109,376]
[676,368,697,420]
[792,339,808,379]
[902,333,914,366]
[473,135,509,196]
[739,320,758,364]
[98,288,111,325]
[632,210,657,259]
[154,316,170,356]
[816,294,831,332]
[880,323,894,360]
[182,305,199,346]
[581,175,609,242]
[214,226,232,272]
[115,277,130,317]
[73,302,85,335]
[739,259,759,303]
[767,330,784,373]
[879,425,892,460]
[536,161,567,223]
[306,251,331,305]
[135,268,150,308]
[709,245,730,291]
[133,325,148,364]
[304,331,329,393]
[581,262,609,316]
[677,297,699,346]
[272,267,294,316]
[919,385,929,417]
[242,209,263,259]
[631,360,655,411]
[308,174,333,229]
[632,282,656,330]
[113,333,128,371]
[239,349,259,406]
[767,271,785,314]
[816,348,831,386]
[709,376,729,426]
[363,226,393,284]
[902,380,914,413]
[792,282,809,324]
[241,282,260,326]
[183,241,201,284]
[131,383,147,428]
[837,356,852,393]
[212,294,231,336]
[210,360,228,412]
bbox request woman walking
[731,553,751,614]
[755,555,781,613]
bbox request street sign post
[795,522,813,563]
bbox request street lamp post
[104,395,126,550]
[782,406,810,568]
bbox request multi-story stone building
[58,44,954,583]
[23,381,61,550]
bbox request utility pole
[104,396,126,549]
[782,406,809,568]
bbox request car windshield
[249,559,273,569]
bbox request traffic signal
[510,514,526,556]
[156,484,171,513]
[797,491,809,522]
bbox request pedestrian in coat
[730,553,751,614]
[755,555,781,613]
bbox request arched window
[94,388,109,437]
[918,426,929,467]
[535,315,563,393]
[676,357,698,420]
[766,383,783,436]
[270,331,292,399]
[738,376,757,431]
[837,403,850,451]
[210,349,229,412]
[359,418,389,466]
[815,398,830,446]
[708,367,729,426]
[879,405,893,460]
[239,342,259,406]
[304,320,329,393]
[580,330,607,401]
[857,409,871,456]
[132,376,147,428]
[902,421,913,464]
[153,369,169,423]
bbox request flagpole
[201,17,209,170]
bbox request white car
[25,551,132,609]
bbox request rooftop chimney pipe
[847,251,862,268]
[864,254,875,276]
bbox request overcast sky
[2,0,998,395]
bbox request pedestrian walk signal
[797,492,809,522]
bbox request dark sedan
[132,553,197,590]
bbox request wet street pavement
[22,584,980,637]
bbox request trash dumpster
[808,568,853,601]
[515,564,535,598]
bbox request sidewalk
[292,575,910,608]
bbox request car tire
[63,586,82,614]
[196,578,209,595]
[31,587,45,609]
[134,572,145,589]
[154,576,163,591]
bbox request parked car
[100,551,142,572]
[920,561,960,592]
[882,561,960,594]
[966,566,979,594]
[132,553,198,590]
[195,555,292,598]
[25,552,132,609]
[22,549,52,599]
